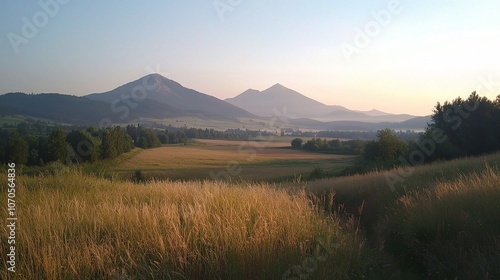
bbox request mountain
[225,83,346,117]
[0,76,429,131]
[86,74,254,118]
[288,116,431,131]
[225,84,419,123]
[391,116,431,130]
[356,109,392,116]
[0,92,181,125]
[0,74,256,126]
[314,110,417,123]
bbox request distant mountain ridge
[225,83,346,118]
[225,83,420,123]
[0,74,430,131]
[86,74,254,118]
[288,116,431,131]
[0,92,182,125]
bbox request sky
[1,0,499,116]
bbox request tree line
[291,92,500,175]
[315,130,421,141]
[0,121,280,166]
[290,137,368,155]
[151,123,276,140]
[1,126,134,166]
[358,92,500,171]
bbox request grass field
[112,139,356,181]
[302,152,500,279]
[0,170,380,279]
[2,149,500,279]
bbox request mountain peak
[268,83,287,90]
[85,74,254,118]
[144,73,168,79]
[142,73,171,84]
[224,89,260,102]
[225,83,330,117]
[242,88,261,94]
[358,109,391,116]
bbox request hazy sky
[1,1,499,116]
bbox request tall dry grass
[0,170,371,279]
[379,166,500,279]
[298,153,500,279]
[302,152,500,226]
[4,153,499,279]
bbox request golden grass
[0,170,367,279]
[118,143,345,170]
[4,152,499,278]
[289,152,500,278]
[302,152,500,223]
[112,140,354,181]
[119,145,253,169]
[378,166,500,279]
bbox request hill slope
[0,76,428,130]
[0,92,181,125]
[306,152,500,279]
[225,83,419,122]
[86,74,254,118]
[225,83,343,117]
[288,116,431,131]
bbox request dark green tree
[428,92,500,158]
[291,138,303,149]
[363,129,408,162]
[101,129,117,159]
[0,129,9,163]
[126,124,138,144]
[328,139,342,150]
[5,131,29,165]
[101,126,133,159]
[157,131,169,144]
[46,128,72,163]
[66,130,101,163]
[136,127,161,148]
